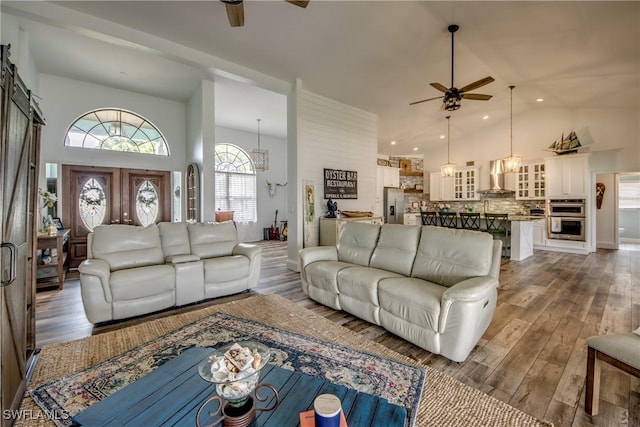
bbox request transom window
[215,144,256,223]
[64,108,169,155]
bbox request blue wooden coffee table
[72,346,408,426]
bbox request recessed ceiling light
[413,147,418,151]
[536,98,544,102]
[439,135,445,139]
[390,141,397,145]
[482,115,489,120]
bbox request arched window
[64,108,169,155]
[215,144,256,223]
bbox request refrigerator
[383,187,405,224]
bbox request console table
[36,229,69,290]
[319,216,384,246]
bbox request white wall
[1,17,40,94]
[296,89,378,248]
[215,126,288,242]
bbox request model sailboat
[547,131,582,154]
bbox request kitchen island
[508,216,538,261]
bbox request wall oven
[547,199,586,241]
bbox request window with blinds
[214,144,257,223]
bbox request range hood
[478,160,515,197]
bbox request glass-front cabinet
[516,161,545,200]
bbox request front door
[62,165,171,268]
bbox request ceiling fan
[410,24,494,111]
[220,0,310,27]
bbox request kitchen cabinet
[532,218,547,248]
[545,154,589,198]
[403,213,420,225]
[430,167,478,201]
[515,161,546,200]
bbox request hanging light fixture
[250,118,269,171]
[503,85,522,173]
[441,115,456,177]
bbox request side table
[36,229,70,290]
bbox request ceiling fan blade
[459,76,494,93]
[286,0,310,7]
[409,95,444,106]
[429,82,449,93]
[225,2,244,27]
[462,93,493,101]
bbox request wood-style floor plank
[35,240,640,427]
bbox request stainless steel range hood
[478,160,515,198]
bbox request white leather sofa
[78,221,261,323]
[298,222,502,362]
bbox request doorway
[618,173,640,251]
[61,165,171,268]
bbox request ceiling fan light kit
[502,85,522,173]
[410,24,494,111]
[441,115,456,178]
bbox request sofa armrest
[78,258,111,290]
[439,276,498,332]
[233,243,262,289]
[166,254,201,264]
[298,246,338,270]
[233,243,260,260]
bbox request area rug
[30,312,425,426]
[18,294,554,427]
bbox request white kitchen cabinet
[532,218,547,248]
[430,168,477,201]
[515,161,546,200]
[545,154,589,198]
[403,213,420,225]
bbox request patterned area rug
[30,312,426,427]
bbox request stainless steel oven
[547,199,586,241]
[547,199,586,217]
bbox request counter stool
[460,212,481,230]
[439,212,458,228]
[585,332,640,416]
[485,213,510,257]
[421,211,438,226]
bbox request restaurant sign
[323,168,358,199]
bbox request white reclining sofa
[299,222,501,362]
[78,221,261,323]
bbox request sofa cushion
[305,261,354,294]
[109,264,175,301]
[411,227,494,287]
[337,222,381,266]
[92,224,164,271]
[202,256,250,283]
[379,277,446,331]
[337,266,403,306]
[370,224,421,276]
[188,222,238,258]
[158,222,191,257]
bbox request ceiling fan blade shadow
[459,76,494,93]
[409,95,445,106]
[286,0,310,7]
[225,2,244,27]
[429,82,449,93]
[462,93,493,100]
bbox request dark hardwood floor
[35,240,640,427]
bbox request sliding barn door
[1,45,40,427]
[62,166,170,268]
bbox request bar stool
[485,213,510,257]
[439,212,458,228]
[459,212,481,230]
[421,211,438,226]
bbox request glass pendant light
[441,115,456,177]
[503,85,522,173]
[250,118,269,171]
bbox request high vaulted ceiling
[2,1,638,156]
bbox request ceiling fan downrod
[448,24,459,89]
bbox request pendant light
[250,118,269,171]
[503,85,522,173]
[441,115,456,177]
